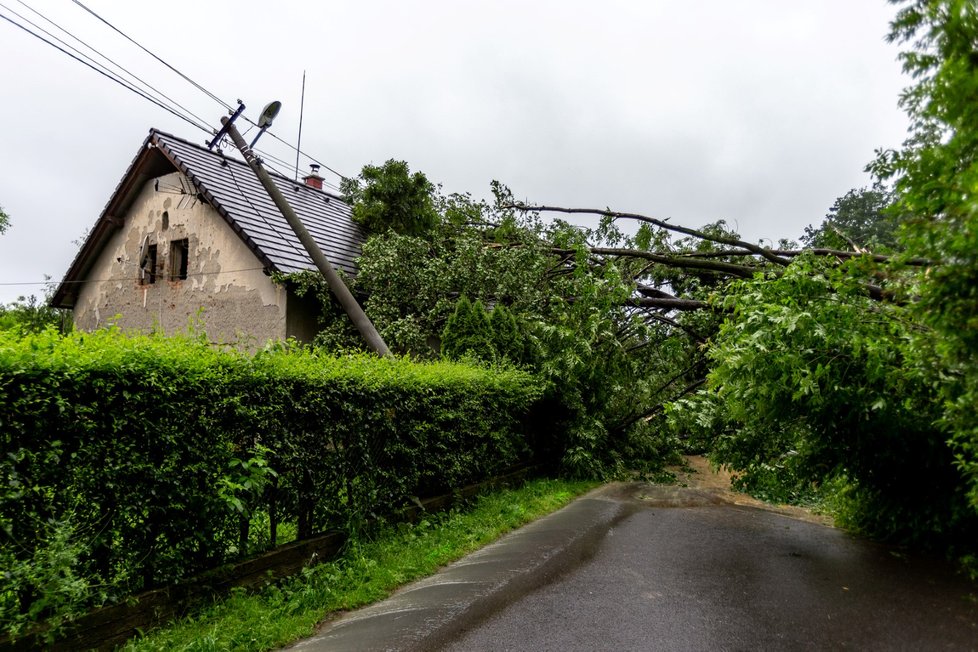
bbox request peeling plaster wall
[73,171,291,347]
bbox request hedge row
[0,327,543,629]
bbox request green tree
[662,0,978,559]
[340,160,439,236]
[441,296,495,361]
[0,205,9,235]
[870,0,978,512]
[0,293,71,335]
[488,304,523,364]
[291,176,698,477]
[674,257,970,544]
[802,183,899,250]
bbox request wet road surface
[444,488,978,651]
[293,481,978,651]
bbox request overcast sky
[0,1,909,305]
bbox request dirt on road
[649,455,834,527]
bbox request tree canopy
[339,160,439,237]
[669,0,978,555]
[872,0,978,516]
[801,183,899,251]
[0,293,70,335]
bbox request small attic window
[170,238,189,281]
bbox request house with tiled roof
[51,129,363,345]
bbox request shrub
[0,327,543,634]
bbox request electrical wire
[253,150,342,193]
[253,148,303,176]
[254,150,341,193]
[223,143,302,183]
[0,9,210,134]
[70,0,351,182]
[218,147,311,263]
[0,265,268,287]
[255,147,298,171]
[7,0,215,131]
[4,2,350,201]
[72,0,233,112]
[243,144,340,192]
[257,129,350,181]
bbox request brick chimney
[303,164,324,190]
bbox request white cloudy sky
[0,1,909,305]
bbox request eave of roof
[51,132,172,308]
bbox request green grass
[121,478,598,651]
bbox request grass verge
[121,478,598,651]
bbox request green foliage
[218,446,278,517]
[871,0,978,514]
[657,1,978,565]
[0,205,8,235]
[440,300,528,366]
[340,160,439,236]
[670,256,975,545]
[0,327,543,636]
[488,304,523,363]
[801,183,900,250]
[441,296,494,361]
[323,174,708,478]
[0,294,71,336]
[1,514,92,642]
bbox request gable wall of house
[73,171,290,347]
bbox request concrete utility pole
[221,116,391,357]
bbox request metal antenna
[295,70,306,181]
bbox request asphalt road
[444,488,978,651]
[294,482,978,651]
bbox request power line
[252,146,328,186]
[0,8,210,134]
[8,0,214,130]
[0,265,268,288]
[249,147,342,193]
[258,129,350,181]
[72,0,232,112]
[239,142,340,192]
[70,0,351,182]
[253,147,303,175]
[218,147,311,263]
[7,1,350,193]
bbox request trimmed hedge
[0,327,543,632]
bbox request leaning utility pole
[220,115,391,357]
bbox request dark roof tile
[152,129,364,275]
